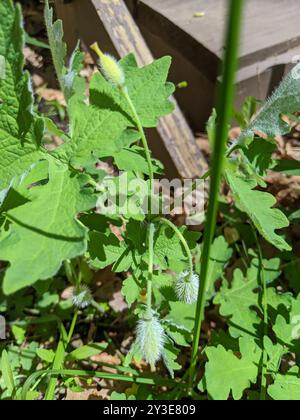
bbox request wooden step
[126,0,300,129]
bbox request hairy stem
[188,0,244,391]
[156,217,193,282]
[22,368,185,400]
[120,86,154,214]
[146,223,155,317]
[251,224,268,401]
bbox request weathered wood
[128,0,300,81]
[125,0,300,130]
[54,0,206,179]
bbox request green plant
[1,0,300,400]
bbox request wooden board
[125,0,300,130]
[130,0,300,82]
[54,0,206,179]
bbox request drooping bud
[90,42,125,87]
[175,271,199,304]
[136,311,165,368]
[72,285,92,309]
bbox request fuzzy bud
[72,285,92,309]
[136,312,165,368]
[90,42,125,87]
[175,271,199,304]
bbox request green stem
[22,368,185,400]
[146,223,155,317]
[45,260,82,400]
[120,86,154,214]
[44,323,68,400]
[66,309,79,344]
[156,217,193,282]
[44,312,78,400]
[188,0,244,390]
[251,224,268,401]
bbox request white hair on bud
[175,271,199,304]
[99,53,125,87]
[72,285,92,309]
[136,312,165,368]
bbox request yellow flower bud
[90,42,125,87]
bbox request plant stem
[146,223,155,317]
[188,0,244,390]
[45,259,82,400]
[66,309,79,344]
[251,224,268,401]
[120,86,154,213]
[156,217,193,282]
[44,323,68,400]
[22,368,185,400]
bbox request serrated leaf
[113,147,163,175]
[264,336,284,374]
[238,63,300,146]
[55,98,133,167]
[268,367,300,400]
[44,1,84,103]
[0,161,96,294]
[0,0,45,190]
[154,224,200,271]
[243,138,276,176]
[215,258,282,338]
[203,338,259,400]
[121,275,141,307]
[92,54,175,128]
[215,267,260,338]
[54,54,174,167]
[273,294,300,355]
[88,231,128,270]
[205,236,233,300]
[164,301,196,332]
[226,171,291,251]
[44,1,66,90]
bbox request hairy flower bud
[175,271,199,304]
[90,42,125,87]
[72,285,92,309]
[136,312,165,368]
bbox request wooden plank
[54,0,206,179]
[128,0,300,82]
